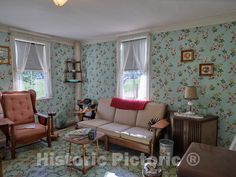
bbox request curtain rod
[121,37,147,43]
[15,38,46,46]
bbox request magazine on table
[16,123,36,129]
[66,128,92,138]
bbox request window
[13,39,52,99]
[117,37,149,100]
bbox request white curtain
[35,43,52,97]
[132,39,148,100]
[132,39,147,72]
[15,41,31,90]
[117,42,131,98]
[117,38,149,100]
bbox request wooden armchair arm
[151,119,169,130]
[75,108,97,121]
[151,119,169,138]
[150,119,170,156]
[35,112,50,119]
[35,112,51,126]
[77,108,96,114]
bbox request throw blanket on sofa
[110,97,150,110]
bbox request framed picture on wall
[0,46,10,64]
[181,50,194,62]
[199,63,214,76]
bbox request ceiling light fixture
[53,0,69,7]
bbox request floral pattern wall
[81,41,117,100]
[81,21,236,147]
[0,32,13,92]
[0,32,75,127]
[151,22,236,147]
[37,43,75,127]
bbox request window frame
[22,69,48,100]
[116,34,150,100]
[12,38,52,100]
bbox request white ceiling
[0,0,236,41]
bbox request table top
[173,112,218,122]
[0,118,14,126]
[63,131,104,145]
[177,142,236,177]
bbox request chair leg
[47,134,52,147]
[6,138,8,147]
[104,136,109,151]
[10,125,16,159]
[11,141,16,159]
[47,117,52,147]
[150,138,157,156]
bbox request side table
[171,112,218,156]
[63,131,104,174]
[177,142,236,177]
[0,118,14,177]
[48,112,59,141]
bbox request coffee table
[63,131,104,174]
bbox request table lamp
[184,86,198,115]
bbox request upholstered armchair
[0,90,51,159]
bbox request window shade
[122,38,147,71]
[25,44,42,70]
[122,41,138,71]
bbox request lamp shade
[184,86,198,100]
[53,0,68,7]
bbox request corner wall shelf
[64,59,83,83]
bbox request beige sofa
[77,98,167,155]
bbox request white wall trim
[0,25,8,33]
[0,24,75,46]
[118,32,150,43]
[82,12,236,44]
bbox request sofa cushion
[97,123,130,138]
[121,127,153,145]
[114,109,138,126]
[136,103,167,129]
[96,98,116,121]
[77,119,111,129]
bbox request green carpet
[2,127,176,177]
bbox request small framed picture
[0,46,10,64]
[181,50,194,62]
[199,63,214,76]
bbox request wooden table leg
[0,154,2,177]
[82,145,86,174]
[68,142,73,165]
[96,139,100,165]
[48,112,59,141]
[67,144,96,174]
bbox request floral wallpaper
[37,43,76,127]
[0,32,75,127]
[0,32,13,92]
[151,22,236,147]
[80,21,236,147]
[81,41,117,100]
